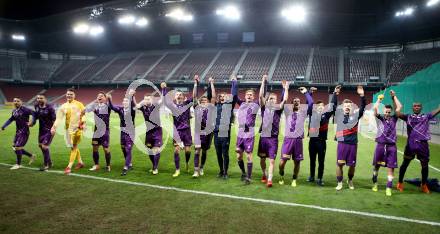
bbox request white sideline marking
[1,163,439,227]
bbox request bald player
[1,97,36,170]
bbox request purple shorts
[373,143,398,168]
[121,132,133,148]
[337,142,357,166]
[281,138,303,161]
[92,130,110,148]
[14,132,29,148]
[195,133,213,150]
[145,128,163,148]
[258,137,279,159]
[39,131,53,146]
[404,139,430,165]
[173,128,192,147]
[236,137,255,153]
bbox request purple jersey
[284,105,307,139]
[2,106,33,135]
[236,101,260,139]
[163,88,193,130]
[375,115,398,144]
[108,98,136,137]
[86,103,111,131]
[139,104,161,132]
[260,104,283,138]
[401,113,434,141]
[335,96,366,144]
[194,104,216,135]
[33,104,56,134]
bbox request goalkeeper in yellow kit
[51,88,86,174]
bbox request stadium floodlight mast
[73,23,90,34]
[118,15,136,25]
[165,8,193,22]
[281,5,307,23]
[135,17,149,27]
[89,25,105,36]
[216,5,241,20]
[11,34,25,41]
[395,7,415,17]
[427,0,440,7]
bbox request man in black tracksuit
[207,76,238,179]
[306,85,340,186]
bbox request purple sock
[337,176,343,182]
[153,153,160,170]
[194,152,200,168]
[42,148,51,166]
[22,149,32,157]
[387,181,393,188]
[15,150,23,165]
[122,148,127,159]
[149,155,155,167]
[105,152,111,166]
[93,151,99,165]
[124,148,132,168]
[247,162,253,179]
[174,152,180,170]
[185,151,191,164]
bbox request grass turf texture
[0,109,439,233]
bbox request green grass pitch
[0,108,439,233]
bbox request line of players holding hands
[2,75,439,196]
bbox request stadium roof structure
[1,0,440,53]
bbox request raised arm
[231,76,239,105]
[373,95,382,117]
[328,85,341,115]
[431,105,440,117]
[193,75,199,101]
[207,77,216,104]
[259,75,268,106]
[390,90,404,119]
[300,87,313,116]
[278,80,289,109]
[106,94,118,112]
[357,86,366,119]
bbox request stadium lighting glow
[73,23,90,34]
[427,0,440,7]
[165,9,193,22]
[216,6,241,20]
[11,34,25,41]
[135,17,149,27]
[118,15,136,25]
[395,7,415,17]
[281,5,307,23]
[89,25,104,36]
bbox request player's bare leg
[236,150,246,181]
[184,146,191,173]
[278,156,288,185]
[347,166,355,189]
[173,145,181,177]
[335,164,344,190]
[372,165,380,192]
[103,147,111,171]
[260,157,267,183]
[193,148,201,178]
[267,158,275,187]
[386,168,394,196]
[291,160,301,187]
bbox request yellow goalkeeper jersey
[54,100,85,132]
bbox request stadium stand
[170,51,217,81]
[345,53,381,83]
[72,56,114,83]
[272,47,310,81]
[237,49,276,80]
[22,59,63,82]
[115,53,162,81]
[0,56,13,80]
[205,50,243,81]
[387,48,440,83]
[52,59,96,83]
[93,53,138,82]
[146,53,186,81]
[0,83,43,102]
[310,48,339,84]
